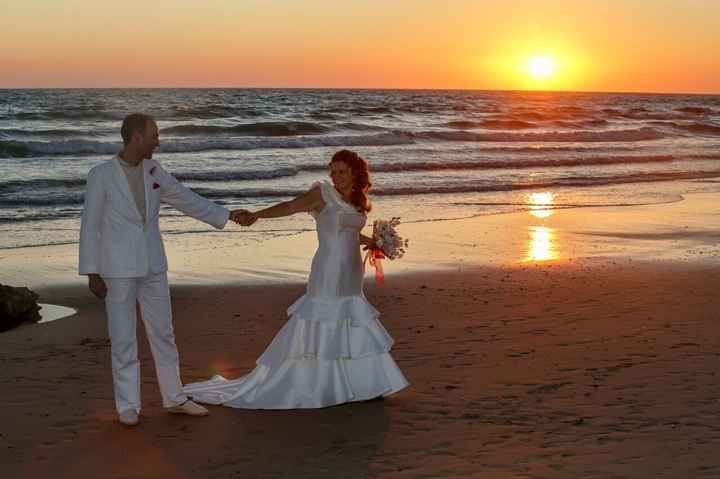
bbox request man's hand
[239,211,258,227]
[229,209,244,224]
[88,274,107,300]
[230,209,258,227]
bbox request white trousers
[104,272,187,413]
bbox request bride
[184,149,409,409]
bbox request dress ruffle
[258,294,394,368]
[309,180,358,217]
[184,293,408,409]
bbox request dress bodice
[307,181,367,298]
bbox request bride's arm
[247,187,325,222]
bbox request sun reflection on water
[527,191,555,218]
[525,226,558,262]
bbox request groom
[79,113,243,426]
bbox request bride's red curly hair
[330,149,372,214]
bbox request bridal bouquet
[365,217,409,285]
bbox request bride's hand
[230,209,258,226]
[360,234,377,250]
[362,240,378,251]
[239,211,258,226]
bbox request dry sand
[1,189,719,478]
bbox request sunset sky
[2,0,719,93]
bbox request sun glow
[486,41,585,91]
[527,55,557,80]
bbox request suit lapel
[112,156,143,223]
[142,160,153,224]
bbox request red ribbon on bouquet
[363,248,385,285]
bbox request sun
[527,55,557,80]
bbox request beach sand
[1,188,719,478]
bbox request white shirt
[117,155,146,223]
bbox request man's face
[138,120,160,159]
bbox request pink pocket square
[152,182,160,190]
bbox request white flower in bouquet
[372,217,409,260]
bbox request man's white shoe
[167,400,209,416]
[118,409,139,426]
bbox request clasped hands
[229,209,258,226]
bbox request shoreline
[2,187,719,294]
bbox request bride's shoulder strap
[309,180,337,206]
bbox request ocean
[1,88,719,251]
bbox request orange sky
[2,1,718,93]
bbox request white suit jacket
[79,156,229,278]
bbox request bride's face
[329,161,355,192]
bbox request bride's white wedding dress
[184,181,409,409]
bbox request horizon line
[1,86,719,96]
